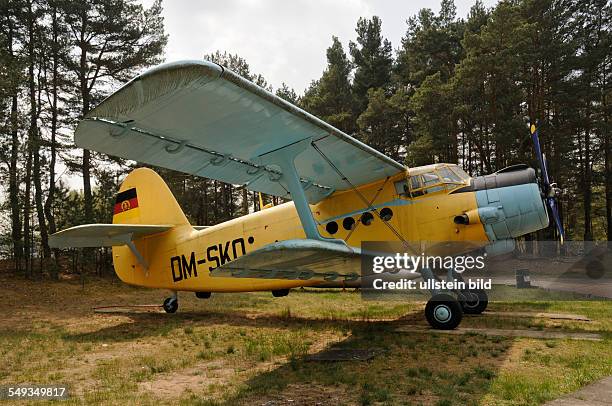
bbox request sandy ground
[0,269,611,405]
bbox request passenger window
[394,180,409,197]
[380,207,393,221]
[409,175,424,197]
[361,212,374,225]
[343,217,356,230]
[325,221,338,235]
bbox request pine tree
[301,36,354,133]
[356,87,409,162]
[0,0,26,270]
[205,50,272,91]
[396,1,464,88]
[408,73,455,166]
[275,83,299,104]
[60,0,167,225]
[349,17,393,114]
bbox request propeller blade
[542,153,551,189]
[530,123,550,187]
[531,122,565,243]
[546,197,565,244]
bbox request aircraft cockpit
[395,164,470,198]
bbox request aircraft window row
[324,207,394,235]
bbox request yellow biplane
[49,61,563,329]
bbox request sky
[141,0,499,93]
[61,0,500,191]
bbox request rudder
[113,168,189,226]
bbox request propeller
[530,122,565,243]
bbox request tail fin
[113,168,189,226]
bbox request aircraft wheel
[459,289,488,314]
[163,297,178,313]
[425,293,463,330]
[586,260,605,279]
[272,289,289,297]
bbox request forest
[0,0,610,277]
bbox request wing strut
[258,138,340,243]
[126,240,149,272]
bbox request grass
[0,271,610,405]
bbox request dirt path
[544,376,612,405]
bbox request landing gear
[420,267,464,329]
[163,293,178,313]
[458,289,488,314]
[425,293,463,330]
[195,292,211,299]
[586,259,605,279]
[272,289,289,297]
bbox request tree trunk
[203,179,209,225]
[82,149,93,221]
[23,147,33,277]
[242,187,249,215]
[605,119,611,241]
[9,93,23,271]
[603,67,611,241]
[583,126,593,241]
[44,3,59,237]
[213,181,219,222]
[6,14,23,272]
[79,13,93,223]
[27,1,49,259]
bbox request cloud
[144,0,498,93]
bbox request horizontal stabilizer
[210,239,363,282]
[49,224,173,248]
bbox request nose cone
[472,168,549,241]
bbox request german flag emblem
[113,188,139,215]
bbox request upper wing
[49,224,172,248]
[75,60,404,203]
[210,239,362,281]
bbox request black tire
[459,289,488,314]
[163,297,178,313]
[425,293,463,330]
[195,292,211,299]
[586,260,605,279]
[272,289,289,297]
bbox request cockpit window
[422,173,440,187]
[449,165,470,180]
[438,167,463,183]
[406,164,470,198]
